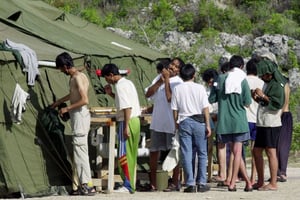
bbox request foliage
[224,46,252,58]
[80,8,101,25]
[289,87,300,119]
[177,12,194,32]
[261,13,300,38]
[287,87,300,153]
[286,50,299,71]
[102,12,117,27]
[196,2,253,35]
[291,123,300,152]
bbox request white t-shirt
[115,77,141,121]
[147,75,183,134]
[245,75,264,123]
[171,81,209,123]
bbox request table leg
[106,121,116,193]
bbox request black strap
[190,114,205,123]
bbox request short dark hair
[246,58,260,75]
[55,52,74,69]
[180,63,195,81]
[101,63,120,77]
[220,62,230,73]
[202,68,218,83]
[171,57,185,69]
[229,55,244,70]
[156,58,170,72]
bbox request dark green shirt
[209,74,252,134]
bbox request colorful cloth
[117,117,140,193]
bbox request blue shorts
[248,122,257,141]
[217,132,250,144]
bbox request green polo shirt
[209,74,252,134]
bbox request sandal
[138,183,157,192]
[277,175,287,182]
[217,181,229,187]
[163,183,180,192]
[81,184,96,196]
[69,189,80,196]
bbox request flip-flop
[277,176,287,182]
[212,176,225,182]
[258,186,277,191]
[252,183,263,190]
[217,181,229,187]
[69,189,80,195]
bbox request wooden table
[90,107,152,193]
[90,107,116,194]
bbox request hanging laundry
[3,39,40,86]
[11,83,30,124]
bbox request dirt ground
[4,156,300,200]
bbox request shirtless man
[51,52,95,195]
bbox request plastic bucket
[156,170,168,191]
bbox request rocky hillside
[108,27,300,90]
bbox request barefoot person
[252,59,286,191]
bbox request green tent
[0,0,165,106]
[0,0,165,197]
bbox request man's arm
[123,108,132,139]
[161,68,172,102]
[51,94,70,109]
[145,77,163,98]
[173,110,178,130]
[203,107,211,138]
[104,84,115,98]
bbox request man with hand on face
[144,58,184,192]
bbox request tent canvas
[0,0,166,197]
[0,0,166,106]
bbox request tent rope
[26,102,74,183]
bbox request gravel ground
[3,164,300,200]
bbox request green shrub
[225,8,253,35]
[291,122,300,152]
[197,1,221,31]
[262,13,300,38]
[290,87,300,118]
[197,2,252,35]
[224,46,252,58]
[201,28,219,39]
[286,50,299,70]
[102,12,117,27]
[288,87,300,153]
[81,8,101,25]
[177,12,194,32]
